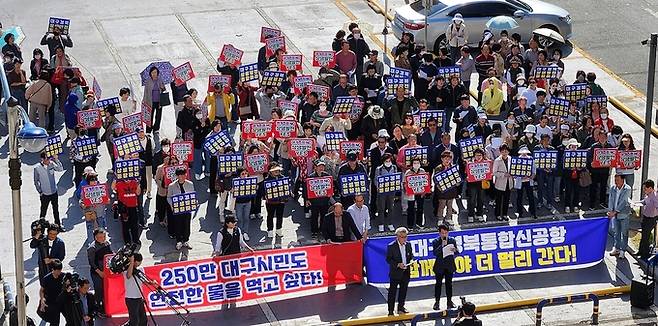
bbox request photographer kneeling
[454,301,482,326]
[57,277,97,326]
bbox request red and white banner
[81,184,110,206]
[280,54,302,71]
[252,121,273,139]
[164,164,190,186]
[103,242,363,316]
[218,44,244,66]
[306,84,330,101]
[208,75,233,92]
[466,161,493,182]
[141,101,153,127]
[592,148,618,168]
[241,120,254,139]
[272,119,297,139]
[405,173,431,195]
[122,112,143,133]
[244,153,270,175]
[77,109,103,129]
[276,100,299,117]
[172,62,195,86]
[260,26,282,43]
[265,36,286,57]
[616,150,641,169]
[288,138,317,159]
[306,176,334,199]
[312,51,336,68]
[171,141,194,163]
[339,140,364,161]
[292,75,313,95]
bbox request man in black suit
[322,202,363,243]
[385,227,415,315]
[30,223,66,280]
[432,224,460,310]
[58,278,98,325]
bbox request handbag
[159,91,171,107]
[481,179,491,190]
[579,170,592,187]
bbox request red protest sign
[616,150,641,169]
[280,54,302,71]
[339,140,364,161]
[207,75,232,92]
[293,75,313,95]
[218,44,244,66]
[405,173,431,195]
[466,160,493,182]
[306,84,330,101]
[170,141,194,163]
[288,138,317,159]
[260,26,282,43]
[276,100,299,117]
[141,101,152,127]
[312,51,336,68]
[81,184,110,206]
[164,164,190,186]
[592,148,618,168]
[122,112,143,133]
[172,62,195,86]
[265,36,286,57]
[77,109,102,129]
[244,153,270,174]
[272,119,297,139]
[306,176,334,199]
[252,121,273,139]
[241,120,253,139]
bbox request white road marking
[645,8,658,18]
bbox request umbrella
[0,26,26,49]
[140,61,174,85]
[533,28,565,47]
[485,16,519,31]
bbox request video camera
[30,219,51,237]
[456,296,478,319]
[108,243,139,273]
[62,272,80,293]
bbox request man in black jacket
[304,161,333,239]
[176,95,197,137]
[58,278,97,326]
[322,202,363,243]
[431,224,460,310]
[87,228,112,313]
[347,27,371,79]
[385,227,415,315]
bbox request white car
[392,0,573,52]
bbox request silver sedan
[392,0,573,52]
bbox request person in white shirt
[124,253,156,326]
[534,115,552,140]
[347,194,370,240]
[117,87,137,120]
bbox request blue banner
[363,218,609,286]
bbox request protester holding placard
[302,161,333,239]
[79,172,106,241]
[374,153,399,232]
[192,111,211,181]
[514,147,537,219]
[433,152,460,226]
[255,85,285,121]
[154,155,178,229]
[465,149,488,223]
[113,173,142,245]
[588,128,612,210]
[245,144,267,220]
[207,82,236,134]
[404,157,428,228]
[136,128,154,200]
[261,163,289,238]
[142,66,166,133]
[319,110,352,138]
[338,151,368,207]
[562,139,585,213]
[231,169,255,242]
[236,81,259,121]
[167,167,196,250]
[616,133,637,197]
[534,134,557,211]
[40,23,73,58]
[71,130,98,187]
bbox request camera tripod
[133,269,191,326]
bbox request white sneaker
[195,173,203,181]
[387,225,395,231]
[267,230,273,238]
[176,242,183,250]
[184,242,192,249]
[243,233,250,241]
[565,207,571,213]
[305,212,311,219]
[276,229,283,237]
[467,216,474,223]
[378,225,385,232]
[609,249,620,256]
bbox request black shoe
[388,312,394,316]
[447,301,456,309]
[433,302,440,310]
[397,307,409,314]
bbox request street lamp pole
[1,63,27,326]
[642,33,657,193]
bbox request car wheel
[433,34,447,55]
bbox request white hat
[83,166,97,176]
[478,113,488,120]
[518,146,531,154]
[283,110,296,118]
[452,13,464,23]
[523,125,536,134]
[368,105,385,120]
[567,138,581,147]
[377,129,390,139]
[560,124,570,131]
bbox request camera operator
[57,278,97,326]
[124,253,153,326]
[454,301,482,326]
[38,259,64,325]
[86,228,112,313]
[30,222,66,281]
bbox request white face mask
[195,113,203,120]
[412,163,421,170]
[517,80,525,86]
[384,161,392,168]
[526,133,534,139]
[162,146,170,153]
[600,114,608,119]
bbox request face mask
[162,146,170,153]
[384,161,392,168]
[507,119,515,125]
[526,133,534,139]
[600,114,608,119]
[195,113,203,119]
[517,80,525,86]
[320,73,328,78]
[413,163,421,170]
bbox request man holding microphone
[432,224,460,310]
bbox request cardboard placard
[260,70,286,88]
[203,130,233,156]
[74,136,98,158]
[170,141,194,163]
[333,96,355,114]
[77,109,103,129]
[533,150,559,170]
[324,132,345,151]
[241,120,254,139]
[565,83,588,102]
[260,27,282,43]
[386,77,411,95]
[239,63,260,82]
[376,172,402,194]
[113,133,143,158]
[533,66,562,79]
[510,157,534,177]
[218,44,244,66]
[404,146,429,167]
[563,150,588,169]
[280,54,302,71]
[405,173,431,195]
[339,173,368,196]
[306,84,330,101]
[172,61,195,86]
[389,67,412,79]
[436,66,460,79]
[164,164,190,186]
[244,153,270,175]
[171,192,198,215]
[305,176,334,199]
[418,110,444,129]
[207,75,232,92]
[433,165,462,193]
[616,150,641,169]
[81,184,109,206]
[48,17,70,35]
[312,51,336,68]
[592,148,617,168]
[586,95,608,109]
[95,97,121,111]
[339,140,364,161]
[264,177,291,200]
[272,119,297,139]
[45,135,63,158]
[547,97,570,117]
[276,100,299,117]
[217,153,243,174]
[114,158,142,180]
[288,138,317,159]
[292,75,313,95]
[458,137,484,161]
[466,161,493,182]
[122,112,143,133]
[252,121,273,139]
[265,36,286,57]
[232,177,259,198]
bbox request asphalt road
[549,0,658,96]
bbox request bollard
[536,293,599,326]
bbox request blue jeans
[536,171,555,206]
[235,201,252,234]
[86,210,107,243]
[612,217,630,252]
[193,148,209,175]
